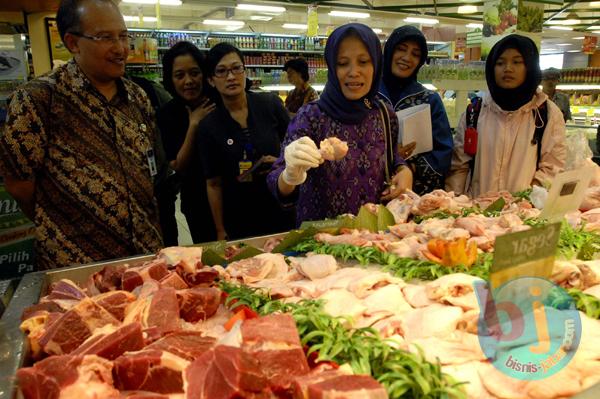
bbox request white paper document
[395,104,433,157]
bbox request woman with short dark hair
[198,43,294,239]
[157,41,216,244]
[284,58,319,115]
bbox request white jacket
[445,89,567,197]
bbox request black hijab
[485,34,541,112]
[317,23,382,125]
[382,25,428,104]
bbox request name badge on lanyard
[238,140,254,182]
[146,148,158,177]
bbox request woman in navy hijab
[379,25,453,195]
[268,23,412,224]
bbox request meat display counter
[2,228,600,399]
[0,233,281,399]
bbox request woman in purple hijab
[267,23,412,224]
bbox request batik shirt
[267,101,403,224]
[284,85,319,114]
[0,60,163,269]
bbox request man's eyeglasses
[214,64,245,78]
[71,32,133,46]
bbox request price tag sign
[490,222,561,291]
[539,166,594,222]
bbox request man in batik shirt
[0,0,165,269]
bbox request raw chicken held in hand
[319,137,348,161]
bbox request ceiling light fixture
[328,10,370,19]
[123,15,158,22]
[590,2,600,7]
[282,23,307,29]
[122,0,182,5]
[573,36,585,39]
[549,26,573,31]
[556,43,573,46]
[567,50,580,52]
[236,4,286,13]
[428,41,447,45]
[372,28,383,34]
[466,23,483,29]
[203,19,245,26]
[250,15,273,21]
[404,16,439,25]
[457,5,477,14]
[587,26,600,30]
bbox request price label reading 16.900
[509,224,558,258]
[493,222,561,272]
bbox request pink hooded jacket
[445,88,566,197]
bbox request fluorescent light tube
[404,17,439,25]
[250,15,273,21]
[282,23,307,29]
[328,10,370,19]
[236,4,285,13]
[203,19,245,26]
[122,0,181,5]
[372,28,383,34]
[466,23,483,29]
[549,26,573,31]
[457,5,477,14]
[123,15,158,22]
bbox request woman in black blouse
[157,41,216,244]
[198,43,294,240]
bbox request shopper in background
[284,58,319,116]
[198,43,293,240]
[158,41,216,245]
[379,25,453,195]
[0,0,165,270]
[446,34,566,197]
[268,23,411,224]
[542,67,572,122]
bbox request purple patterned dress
[267,101,403,224]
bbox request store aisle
[174,194,193,246]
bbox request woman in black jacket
[198,43,294,240]
[157,41,216,244]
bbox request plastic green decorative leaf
[228,245,264,262]
[377,205,396,232]
[201,248,227,266]
[271,227,318,253]
[354,206,378,232]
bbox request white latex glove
[530,185,548,209]
[282,136,323,186]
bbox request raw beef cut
[158,246,204,274]
[71,322,144,360]
[85,264,127,295]
[122,260,170,292]
[184,345,269,399]
[93,290,136,321]
[304,374,388,399]
[180,266,219,287]
[21,301,66,321]
[113,350,190,394]
[45,279,88,301]
[176,287,221,322]
[241,313,310,389]
[145,331,216,361]
[17,354,119,399]
[37,297,120,355]
[159,272,189,290]
[124,286,180,342]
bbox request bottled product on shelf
[560,68,600,84]
[418,60,485,82]
[243,53,325,68]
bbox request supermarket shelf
[557,84,600,90]
[156,46,324,54]
[246,64,285,68]
[259,84,325,91]
[430,79,487,91]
